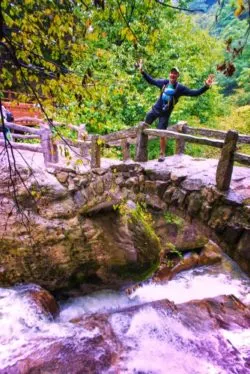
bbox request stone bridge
[0,147,249,292]
[48,153,250,274]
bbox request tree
[1,0,225,133]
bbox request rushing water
[0,254,250,373]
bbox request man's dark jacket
[142,71,209,114]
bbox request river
[0,254,249,373]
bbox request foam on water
[0,256,249,372]
[59,289,137,322]
[59,264,249,322]
[223,329,250,361]
[110,307,228,374]
[0,289,99,369]
[129,271,250,306]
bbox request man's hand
[205,74,215,87]
[135,59,143,73]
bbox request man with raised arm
[137,60,214,161]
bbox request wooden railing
[90,121,250,191]
[0,118,58,165]
[1,118,249,191]
[134,122,250,191]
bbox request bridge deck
[2,146,250,204]
[140,155,250,204]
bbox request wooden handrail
[234,152,250,166]
[0,140,42,153]
[185,126,250,144]
[3,122,41,134]
[144,128,224,148]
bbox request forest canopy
[0,0,249,137]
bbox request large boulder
[0,156,161,292]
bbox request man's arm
[137,59,166,89]
[181,74,215,97]
[142,71,167,89]
[181,85,209,97]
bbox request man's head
[169,67,180,84]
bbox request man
[137,60,214,161]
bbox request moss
[130,204,160,245]
[111,258,160,282]
[164,211,184,227]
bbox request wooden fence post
[78,124,89,156]
[91,135,101,168]
[216,130,238,191]
[135,123,148,162]
[175,121,187,154]
[121,139,130,161]
[40,126,58,165]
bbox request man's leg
[160,136,166,156]
[157,115,169,162]
[145,109,158,126]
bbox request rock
[68,177,77,192]
[236,230,250,260]
[153,213,208,252]
[163,186,176,203]
[95,178,104,195]
[187,191,202,216]
[145,169,171,181]
[73,190,87,206]
[40,197,76,219]
[181,178,204,191]
[16,284,59,319]
[156,181,170,199]
[199,240,222,266]
[170,172,187,185]
[3,295,249,373]
[145,194,166,211]
[155,252,200,281]
[1,151,250,291]
[153,239,221,282]
[56,172,69,184]
[143,180,156,193]
[208,205,234,229]
[222,225,244,247]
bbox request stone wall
[51,162,249,275]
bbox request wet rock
[199,240,222,266]
[3,295,249,374]
[154,252,200,281]
[16,284,59,319]
[154,240,222,282]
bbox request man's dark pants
[145,108,171,130]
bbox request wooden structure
[0,118,249,191]
[91,121,250,191]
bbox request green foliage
[1,0,225,136]
[164,211,184,226]
[162,242,183,269]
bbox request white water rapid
[0,254,249,373]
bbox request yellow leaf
[234,0,245,16]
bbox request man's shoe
[158,155,165,162]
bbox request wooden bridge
[1,117,250,192]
